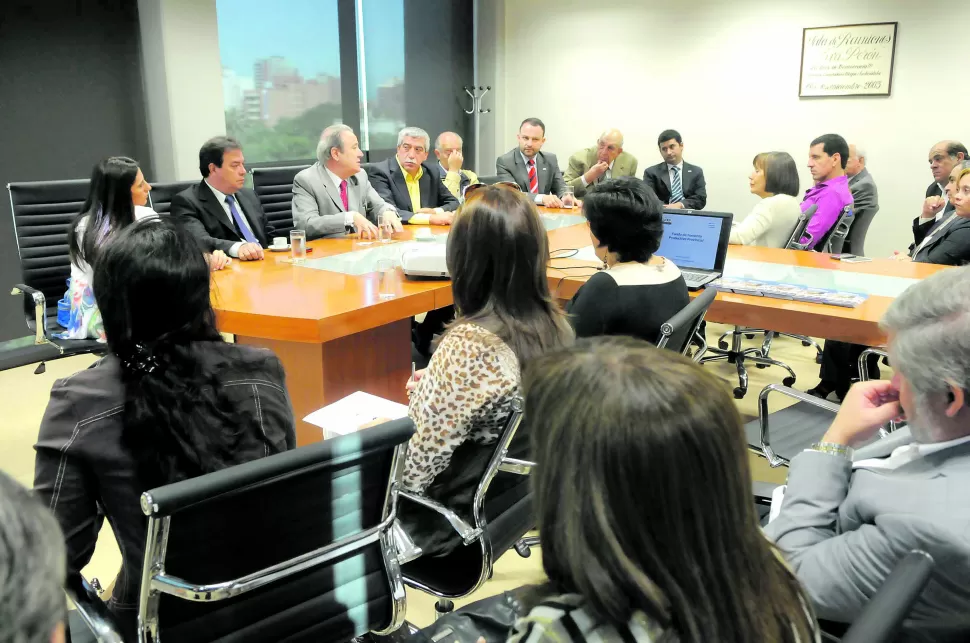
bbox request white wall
[138,0,226,181]
[485,0,970,257]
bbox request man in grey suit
[843,143,879,255]
[292,124,402,240]
[496,117,567,207]
[766,265,970,632]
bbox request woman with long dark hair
[515,336,818,643]
[34,218,294,635]
[61,156,229,340]
[401,184,574,556]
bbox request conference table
[211,208,949,446]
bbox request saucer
[268,244,291,252]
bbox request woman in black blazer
[33,219,295,638]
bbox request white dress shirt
[854,433,970,471]
[579,159,615,188]
[520,150,546,205]
[205,180,256,258]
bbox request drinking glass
[561,185,576,209]
[378,212,395,244]
[377,259,396,299]
[290,229,307,263]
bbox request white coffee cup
[272,236,288,248]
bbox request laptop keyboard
[682,270,713,284]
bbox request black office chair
[835,550,935,643]
[7,179,105,373]
[745,348,898,468]
[710,206,824,396]
[843,205,878,257]
[147,180,195,215]
[252,165,310,238]
[656,286,717,359]
[399,397,536,616]
[67,419,414,642]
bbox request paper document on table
[304,391,409,439]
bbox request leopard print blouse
[403,322,519,492]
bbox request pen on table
[411,361,416,382]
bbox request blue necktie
[670,166,684,204]
[225,194,258,244]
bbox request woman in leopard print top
[400,183,573,556]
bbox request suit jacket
[845,169,879,254]
[292,162,396,240]
[495,148,566,197]
[765,437,970,628]
[171,180,271,253]
[642,161,707,210]
[562,148,639,198]
[367,158,459,223]
[911,182,955,252]
[33,344,296,637]
[912,214,970,265]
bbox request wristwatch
[810,441,853,461]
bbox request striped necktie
[670,166,684,203]
[528,158,538,194]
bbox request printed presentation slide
[657,214,721,270]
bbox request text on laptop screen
[656,213,722,271]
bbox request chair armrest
[752,480,781,504]
[757,384,840,467]
[398,489,482,545]
[64,574,125,643]
[10,284,50,345]
[841,550,935,643]
[498,457,535,475]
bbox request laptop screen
[657,211,731,271]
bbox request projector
[401,244,449,278]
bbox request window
[216,0,342,163]
[355,0,405,151]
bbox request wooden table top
[211,207,950,346]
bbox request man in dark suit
[910,140,967,253]
[496,117,566,207]
[642,129,707,210]
[171,136,271,261]
[368,127,459,226]
[844,143,878,255]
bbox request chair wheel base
[783,377,796,387]
[34,361,46,375]
[718,340,728,350]
[801,340,812,347]
[815,355,823,364]
[745,334,756,339]
[755,363,767,369]
[514,542,532,558]
[733,387,746,399]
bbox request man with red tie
[292,124,402,240]
[496,117,567,207]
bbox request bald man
[911,140,968,252]
[563,129,638,198]
[434,131,479,199]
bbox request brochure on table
[710,277,868,308]
[304,391,409,439]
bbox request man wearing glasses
[563,129,638,198]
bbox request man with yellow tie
[368,127,460,226]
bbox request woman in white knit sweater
[730,151,802,248]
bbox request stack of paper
[303,391,409,439]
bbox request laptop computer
[658,209,734,290]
